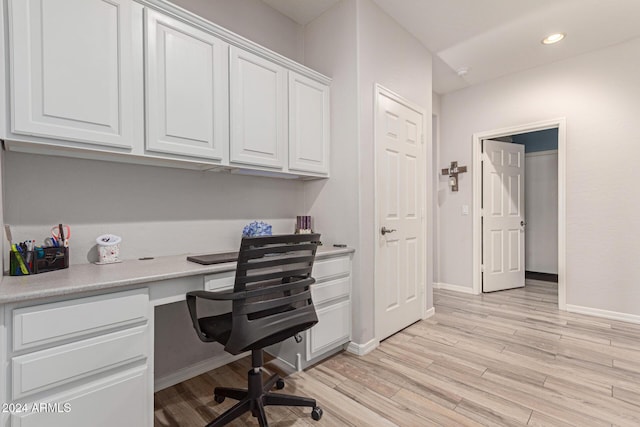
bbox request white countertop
[0,246,354,304]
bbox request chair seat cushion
[198,313,232,345]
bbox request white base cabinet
[3,289,151,427]
[266,254,352,371]
[10,366,148,427]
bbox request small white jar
[96,234,122,264]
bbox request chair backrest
[224,233,321,354]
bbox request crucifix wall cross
[441,161,468,192]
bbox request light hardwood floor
[154,281,640,426]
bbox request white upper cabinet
[145,9,228,161]
[229,46,286,169]
[288,72,330,175]
[9,0,140,149]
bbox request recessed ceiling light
[542,33,565,45]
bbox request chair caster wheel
[214,395,225,404]
[275,379,285,390]
[311,406,323,421]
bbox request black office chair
[186,234,323,427]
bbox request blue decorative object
[242,221,273,237]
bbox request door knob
[520,220,527,227]
[381,226,397,235]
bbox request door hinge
[421,134,425,144]
[481,264,485,272]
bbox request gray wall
[439,37,640,316]
[170,0,304,63]
[525,151,558,274]
[356,0,433,343]
[2,0,307,382]
[303,0,433,346]
[4,152,304,265]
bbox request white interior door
[482,140,525,292]
[375,87,424,341]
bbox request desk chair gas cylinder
[186,234,323,426]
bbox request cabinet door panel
[288,72,330,174]
[10,0,139,148]
[145,9,228,160]
[311,277,350,306]
[307,300,350,360]
[230,47,286,169]
[312,256,350,282]
[11,366,148,427]
[12,326,147,399]
[13,289,148,352]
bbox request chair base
[207,368,321,427]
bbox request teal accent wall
[512,128,558,152]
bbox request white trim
[432,113,440,310]
[346,338,379,356]
[154,352,247,392]
[434,282,475,294]
[373,84,428,340]
[423,307,435,319]
[472,118,567,309]
[566,305,640,325]
[525,149,558,158]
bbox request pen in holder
[296,216,313,234]
[9,247,69,276]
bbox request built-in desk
[0,247,353,427]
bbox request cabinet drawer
[12,325,147,399]
[307,300,350,360]
[311,276,350,305]
[13,289,148,352]
[204,271,235,292]
[11,366,148,427]
[312,256,350,282]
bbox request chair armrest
[185,290,242,343]
[186,290,242,300]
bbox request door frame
[373,84,428,341]
[472,118,566,309]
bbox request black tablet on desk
[187,252,238,265]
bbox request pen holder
[9,247,69,276]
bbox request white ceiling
[262,0,640,94]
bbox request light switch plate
[462,205,469,215]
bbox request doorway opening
[472,119,566,309]
[491,129,559,287]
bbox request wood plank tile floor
[154,281,640,426]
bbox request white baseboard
[434,282,475,294]
[423,307,435,319]
[565,304,640,325]
[346,338,379,356]
[154,352,247,392]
